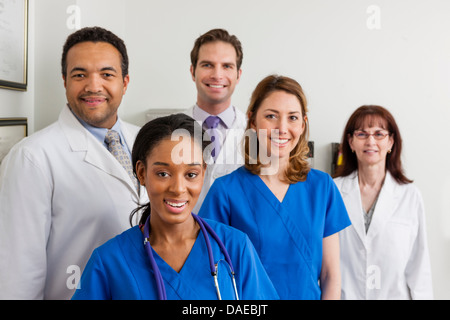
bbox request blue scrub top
[72,218,278,300]
[199,166,351,299]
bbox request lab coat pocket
[386,219,413,235]
[385,219,416,263]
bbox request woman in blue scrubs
[72,114,278,300]
[199,75,351,299]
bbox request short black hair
[61,26,129,78]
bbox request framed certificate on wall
[0,118,27,164]
[0,0,28,91]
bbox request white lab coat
[0,105,147,300]
[334,171,433,299]
[184,105,247,213]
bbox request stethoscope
[143,213,239,300]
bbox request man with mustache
[0,27,147,299]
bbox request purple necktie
[204,116,221,160]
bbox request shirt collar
[193,104,236,129]
[68,104,125,147]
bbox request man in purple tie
[184,28,247,213]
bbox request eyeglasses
[353,130,390,140]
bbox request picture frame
[0,0,29,91]
[0,118,27,164]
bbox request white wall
[22,0,450,299]
[0,0,35,134]
[33,0,127,130]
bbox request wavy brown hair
[244,75,310,183]
[333,105,412,184]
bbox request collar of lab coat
[339,170,401,244]
[58,104,140,197]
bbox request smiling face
[136,136,205,227]
[251,90,306,162]
[348,116,394,169]
[190,41,241,115]
[63,41,129,129]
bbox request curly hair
[61,26,129,79]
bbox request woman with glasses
[333,105,433,299]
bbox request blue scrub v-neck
[199,166,351,299]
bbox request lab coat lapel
[339,171,367,245]
[59,105,139,196]
[215,125,245,167]
[119,119,144,197]
[84,138,132,186]
[366,172,399,241]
